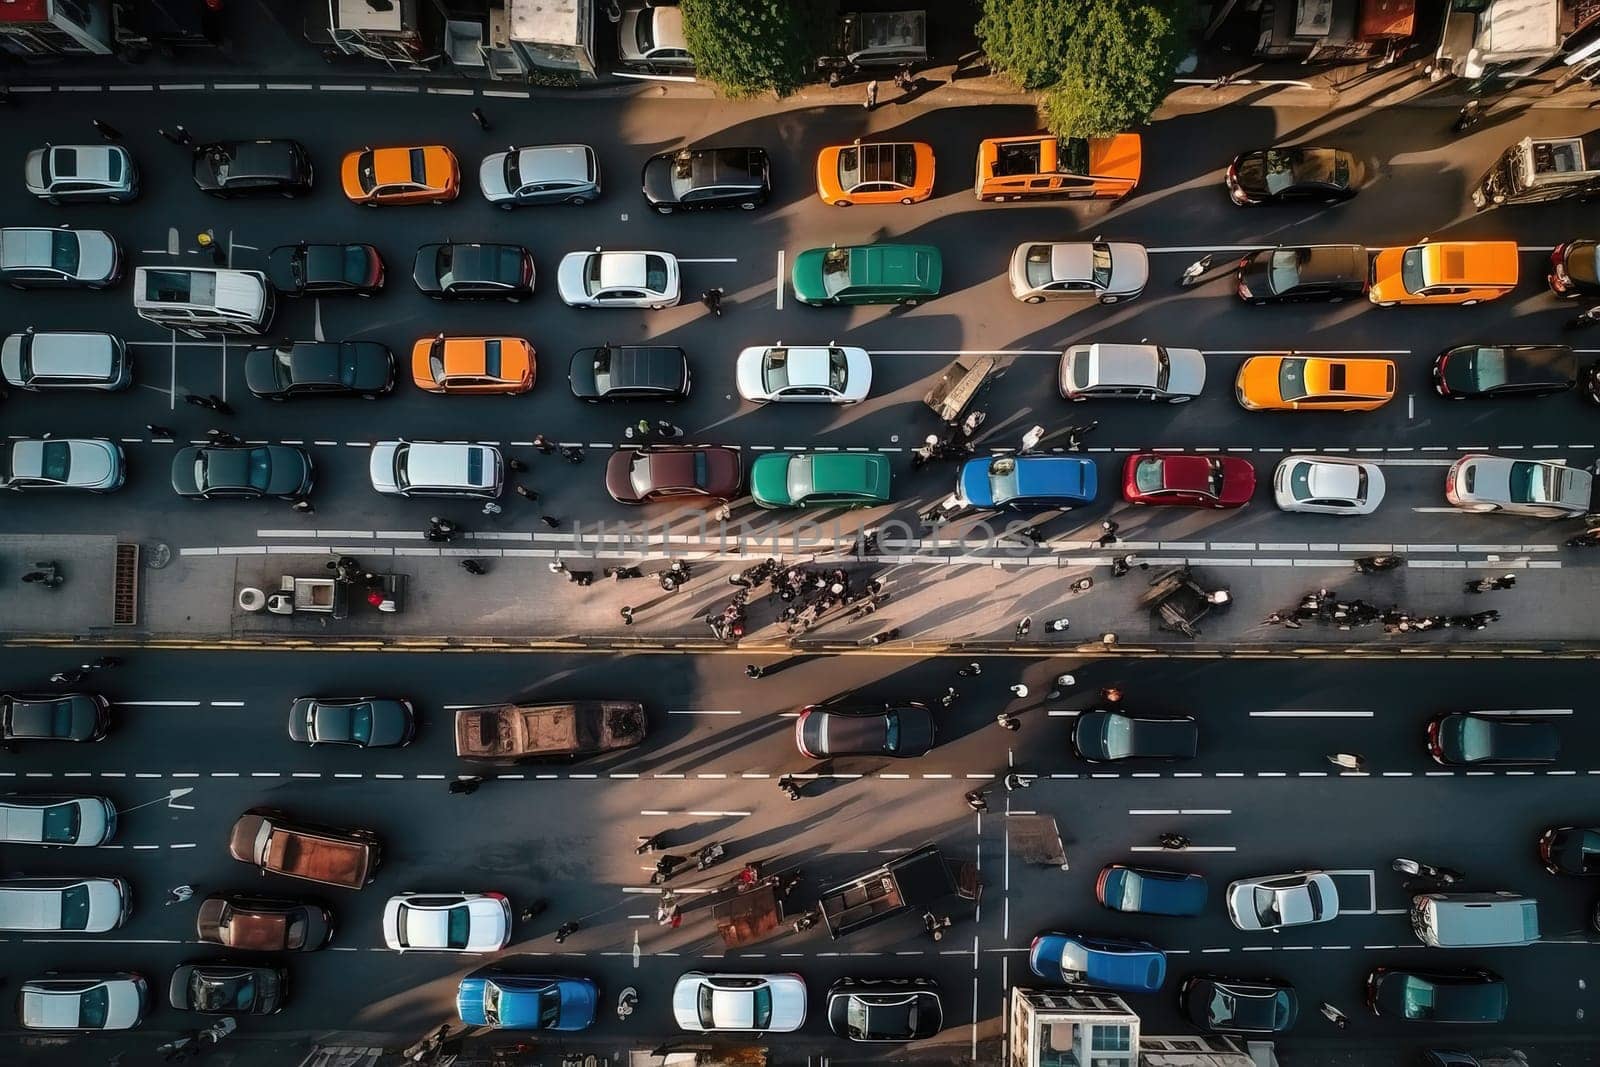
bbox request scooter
[617,987,638,1020]
[695,842,727,871]
[1392,857,1463,885]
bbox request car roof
[598,252,650,290]
[404,442,488,487]
[1086,344,1157,386]
[1417,241,1519,286]
[50,145,123,182]
[225,140,297,179]
[517,144,592,183]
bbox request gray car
[24,144,139,204]
[618,3,694,72]
[479,144,600,208]
[171,445,315,501]
[288,697,415,748]
[20,973,148,1030]
[1446,454,1595,518]
[0,227,121,289]
[1,439,125,493]
[1059,342,1205,402]
[0,329,130,391]
[0,794,118,847]
[369,441,503,498]
[1,692,111,741]
[0,876,131,933]
[1009,241,1149,304]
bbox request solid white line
[775,250,784,311]
[1131,845,1236,853]
[1202,349,1410,355]
[677,258,737,263]
[1148,245,1271,254]
[667,709,741,715]
[1475,708,1572,716]
[115,701,201,707]
[1250,710,1372,718]
[868,349,1057,356]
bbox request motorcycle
[617,986,638,1020]
[695,842,727,871]
[1392,857,1463,885]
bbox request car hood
[1165,347,1207,397]
[369,442,402,494]
[1107,243,1150,293]
[344,343,393,392]
[266,245,300,292]
[605,450,644,502]
[556,252,590,303]
[735,347,772,400]
[258,447,312,495]
[790,248,829,300]
[75,230,118,282]
[171,446,204,495]
[478,152,512,200]
[411,245,444,291]
[23,150,46,194]
[892,705,936,754]
[957,459,997,508]
[363,700,411,746]
[641,155,677,204]
[749,453,795,505]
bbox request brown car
[227,808,381,890]
[196,895,333,952]
[604,445,742,504]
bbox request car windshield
[51,232,80,274]
[355,150,376,193]
[1060,138,1089,175]
[1289,463,1313,501]
[751,986,773,1029]
[78,987,109,1028]
[1507,461,1555,504]
[1468,347,1507,390]
[1070,352,1091,391]
[884,711,901,752]
[988,458,1020,505]
[1134,458,1164,494]
[1115,872,1144,910]
[1260,149,1303,194]
[348,702,373,744]
[41,802,79,843]
[1400,247,1426,293]
[538,987,562,1028]
[1102,714,1131,758]
[786,457,816,502]
[1091,243,1113,288]
[446,904,471,948]
[1277,358,1310,400]
[194,972,252,1011]
[1458,716,1494,761]
[60,884,90,930]
[1269,248,1304,292]
[644,255,669,293]
[1253,886,1282,925]
[37,441,71,482]
[483,982,501,1026]
[821,247,851,297]
[1024,245,1054,288]
[341,245,367,280]
[588,348,614,391]
[761,350,792,392]
[635,12,655,52]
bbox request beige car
[1009,240,1148,304]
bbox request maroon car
[1122,453,1255,509]
[605,445,742,504]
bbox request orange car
[1235,354,1395,411]
[1368,239,1519,306]
[341,145,460,206]
[411,334,535,394]
[816,140,935,206]
[974,134,1140,202]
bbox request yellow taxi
[1367,239,1518,306]
[341,145,460,206]
[815,140,935,206]
[1235,354,1396,411]
[411,334,535,394]
[974,134,1140,202]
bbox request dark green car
[791,243,942,307]
[750,452,892,509]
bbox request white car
[672,971,807,1033]
[20,973,148,1030]
[1446,454,1595,518]
[556,248,680,309]
[0,877,130,933]
[1226,871,1339,931]
[0,226,121,289]
[1,438,125,493]
[25,144,139,204]
[1272,456,1384,515]
[1059,342,1205,403]
[478,144,600,208]
[618,3,694,71]
[369,441,504,499]
[1009,240,1149,303]
[0,794,117,846]
[382,892,512,953]
[736,344,871,404]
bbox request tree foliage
[679,0,838,98]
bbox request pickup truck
[818,843,976,939]
[228,808,381,890]
[453,701,647,762]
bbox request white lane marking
[1202,349,1410,355]
[668,709,742,716]
[1131,845,1236,853]
[1129,809,1231,815]
[1147,245,1272,253]
[1476,708,1572,716]
[115,701,201,707]
[1250,710,1373,718]
[868,349,1057,356]
[677,258,737,264]
[775,250,784,310]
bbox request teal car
[791,243,942,307]
[750,452,891,509]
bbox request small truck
[453,700,647,762]
[228,808,381,890]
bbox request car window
[1024,245,1053,289]
[446,904,471,948]
[884,712,900,752]
[1261,149,1301,196]
[696,984,715,1027]
[1070,353,1091,392]
[39,441,71,482]
[821,247,851,298]
[1507,461,1552,504]
[42,802,79,843]
[78,986,108,1028]
[1134,458,1163,494]
[1091,243,1113,289]
[247,449,273,493]
[786,457,815,502]
[644,255,669,293]
[539,987,562,1028]
[60,884,90,930]
[1400,247,1426,293]
[1269,249,1304,293]
[761,350,791,392]
[1103,714,1131,758]
[1459,716,1492,761]
[51,233,80,275]
[1253,886,1281,925]
[988,457,1019,504]
[752,986,773,1029]
[349,703,372,745]
[1206,459,1225,498]
[1277,358,1309,401]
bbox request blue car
[1096,864,1208,917]
[457,972,599,1031]
[1029,933,1167,994]
[956,456,1096,509]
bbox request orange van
[974,134,1141,202]
[1368,239,1519,306]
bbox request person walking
[166,884,194,905]
[1451,99,1482,134]
[480,500,501,516]
[995,711,1020,732]
[744,664,764,679]
[447,777,482,795]
[162,125,193,146]
[1488,573,1517,590]
[964,789,989,813]
[514,484,538,501]
[1319,1002,1351,1030]
[553,920,579,943]
[471,106,491,130]
[657,420,681,439]
[620,605,635,626]
[541,515,561,529]
[205,428,243,447]
[91,118,122,141]
[1015,616,1031,639]
[533,434,556,455]
[1327,752,1366,770]
[1178,254,1213,288]
[460,559,486,576]
[560,445,584,464]
[957,661,982,677]
[863,80,879,109]
[1158,832,1190,850]
[1009,683,1029,698]
[1111,554,1133,577]
[941,686,958,707]
[49,669,86,685]
[518,898,548,925]
[146,424,176,439]
[291,499,315,515]
[508,457,528,473]
[777,775,802,801]
[700,288,723,316]
[1019,425,1045,454]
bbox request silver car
[672,971,807,1033]
[556,248,680,309]
[1,329,130,391]
[0,877,131,933]
[1059,342,1205,402]
[0,226,121,289]
[618,3,694,71]
[1009,240,1149,304]
[369,441,504,498]
[736,344,872,404]
[24,144,139,204]
[1446,455,1594,518]
[0,794,118,847]
[1272,456,1384,515]
[1226,871,1339,931]
[479,144,600,208]
[2,439,125,493]
[20,973,148,1030]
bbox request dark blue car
[956,456,1097,509]
[1096,864,1208,917]
[1028,932,1167,993]
[456,972,598,1031]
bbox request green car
[791,243,942,307]
[750,451,892,509]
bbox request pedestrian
[471,106,491,130]
[1178,255,1213,288]
[146,424,176,439]
[777,775,801,801]
[1003,772,1031,791]
[995,711,1020,732]
[1019,424,1045,454]
[700,288,723,316]
[205,428,242,447]
[49,670,85,685]
[1489,573,1517,590]
[533,434,555,455]
[447,777,482,795]
[1451,99,1482,135]
[161,125,193,146]
[657,420,681,439]
[957,661,982,677]
[1327,752,1366,770]
[561,445,584,464]
[553,920,579,943]
[620,605,635,625]
[1009,683,1028,698]
[1101,686,1124,705]
[1159,832,1189,850]
[744,664,764,679]
[541,515,560,529]
[91,118,121,141]
[205,394,232,415]
[941,686,958,707]
[1319,1002,1350,1030]
[508,457,527,473]
[166,884,195,905]
[518,898,548,924]
[514,484,538,500]
[1064,421,1098,451]
[895,64,914,91]
[84,656,121,671]
[1111,554,1132,577]
[864,79,879,109]
[460,559,486,576]
[1101,632,1119,647]
[1096,520,1120,547]
[1464,577,1489,594]
[291,499,315,515]
[1015,615,1031,639]
[868,628,899,645]
[548,560,568,576]
[964,789,989,813]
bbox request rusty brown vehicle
[196,895,333,952]
[454,700,646,762]
[227,809,381,890]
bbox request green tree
[975,1,1081,91]
[679,0,838,98]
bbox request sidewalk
[7,533,1597,654]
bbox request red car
[604,445,742,504]
[1122,453,1255,508]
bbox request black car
[192,140,313,198]
[1433,345,1576,400]
[569,344,691,401]
[1548,239,1600,297]
[642,146,770,214]
[1539,826,1600,875]
[1428,712,1560,767]
[168,962,287,1015]
[826,978,943,1042]
[171,445,314,500]
[1423,1053,1484,1067]
[0,692,109,742]
[795,703,935,759]
[1072,710,1198,763]
[1366,968,1507,1024]
[287,697,415,748]
[1235,244,1368,304]
[412,242,534,301]
[1226,147,1362,205]
[267,242,384,297]
[245,341,395,400]
[1179,974,1297,1034]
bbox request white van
[0,876,129,932]
[133,266,275,338]
[1411,891,1540,948]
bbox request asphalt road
[5,95,1600,569]
[3,649,1596,1064]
